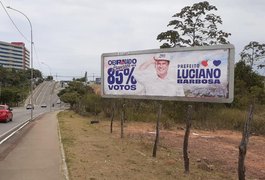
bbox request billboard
[101,44,235,103]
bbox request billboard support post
[120,99,125,138]
[110,102,115,133]
[183,105,193,173]
[152,103,162,158]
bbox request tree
[60,92,80,109]
[0,67,35,105]
[24,69,42,79]
[233,60,265,107]
[156,1,231,173]
[240,41,265,69]
[46,76,53,81]
[75,77,86,82]
[67,81,94,95]
[157,1,231,48]
[58,80,95,109]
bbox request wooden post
[94,103,97,115]
[183,105,192,174]
[110,102,115,133]
[124,99,127,123]
[238,104,254,180]
[121,99,125,138]
[153,103,162,157]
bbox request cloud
[1,0,265,79]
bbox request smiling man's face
[155,60,169,79]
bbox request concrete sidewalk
[0,111,67,180]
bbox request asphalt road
[0,80,64,142]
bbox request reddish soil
[59,111,265,180]
[123,122,265,179]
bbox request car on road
[41,104,47,108]
[26,104,34,110]
[0,105,13,123]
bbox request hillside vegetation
[0,67,43,106]
[58,62,265,135]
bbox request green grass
[121,104,265,135]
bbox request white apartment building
[0,41,30,70]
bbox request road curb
[0,121,29,145]
[0,112,45,145]
[57,113,70,180]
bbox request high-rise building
[0,41,30,70]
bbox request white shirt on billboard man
[135,53,185,96]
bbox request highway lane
[0,80,64,142]
[0,106,48,137]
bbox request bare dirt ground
[58,111,265,180]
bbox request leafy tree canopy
[235,61,264,89]
[60,92,80,108]
[58,80,95,108]
[240,41,265,69]
[233,60,265,107]
[157,1,231,48]
[46,76,53,81]
[0,67,43,105]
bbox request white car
[41,104,47,108]
[26,104,34,110]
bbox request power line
[1,2,42,73]
[0,1,30,42]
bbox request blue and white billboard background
[102,45,234,103]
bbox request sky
[0,0,265,80]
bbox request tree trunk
[153,103,162,157]
[183,105,192,174]
[238,104,254,180]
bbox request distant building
[0,41,30,70]
[95,77,101,84]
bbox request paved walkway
[0,111,66,180]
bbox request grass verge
[58,110,239,180]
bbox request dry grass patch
[58,111,265,180]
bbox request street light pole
[7,6,34,121]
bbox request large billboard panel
[101,44,235,103]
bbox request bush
[83,94,101,115]
[69,84,265,135]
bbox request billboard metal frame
[101,44,235,103]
